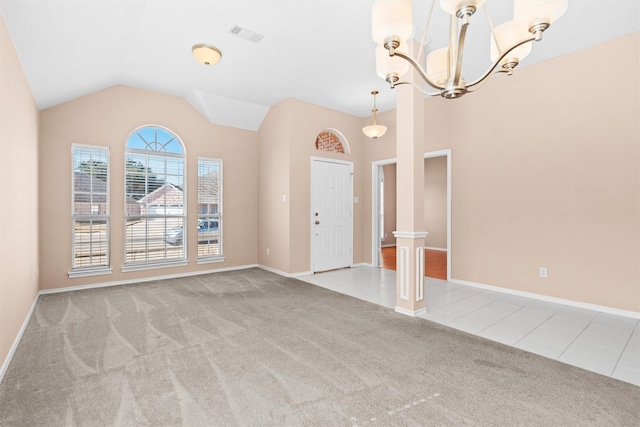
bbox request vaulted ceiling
[1,0,638,131]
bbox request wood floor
[380,246,447,280]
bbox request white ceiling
[1,0,638,131]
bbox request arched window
[315,129,349,154]
[124,125,186,269]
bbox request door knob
[315,221,320,225]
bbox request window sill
[121,260,188,273]
[68,267,113,279]
[197,256,225,265]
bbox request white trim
[258,264,313,278]
[371,158,397,268]
[44,264,259,295]
[425,247,447,252]
[196,256,226,265]
[121,260,189,273]
[399,246,409,300]
[416,247,424,301]
[381,244,396,248]
[449,278,640,320]
[395,306,427,317]
[424,149,452,281]
[0,293,40,383]
[352,262,375,268]
[320,128,351,155]
[393,231,428,239]
[68,267,113,278]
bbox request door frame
[310,156,354,273]
[371,149,452,280]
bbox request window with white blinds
[71,144,111,276]
[124,126,186,270]
[197,158,223,262]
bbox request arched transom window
[315,130,349,154]
[124,125,186,269]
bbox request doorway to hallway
[372,149,451,280]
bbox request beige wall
[257,100,292,272]
[258,98,366,274]
[362,33,639,312]
[0,15,40,370]
[439,33,639,312]
[38,85,258,290]
[424,156,447,249]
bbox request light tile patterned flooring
[298,267,640,387]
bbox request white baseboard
[260,263,375,278]
[395,306,427,317]
[0,293,40,384]
[258,265,312,278]
[352,262,375,268]
[381,244,396,248]
[40,264,259,295]
[449,278,640,320]
[425,247,447,252]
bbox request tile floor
[298,266,640,387]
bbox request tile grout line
[610,319,640,377]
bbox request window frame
[122,125,188,272]
[197,157,224,264]
[69,143,112,278]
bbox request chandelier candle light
[362,90,388,139]
[372,0,567,99]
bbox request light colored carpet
[1,268,638,426]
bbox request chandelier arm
[391,50,444,91]
[467,69,510,93]
[452,21,470,86]
[466,35,536,89]
[393,81,441,97]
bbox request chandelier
[372,0,567,99]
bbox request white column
[394,40,427,317]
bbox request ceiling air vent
[229,25,264,43]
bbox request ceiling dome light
[192,44,222,66]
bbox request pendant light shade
[426,47,450,87]
[363,91,387,139]
[490,20,532,68]
[376,42,410,81]
[372,0,413,45]
[514,0,568,27]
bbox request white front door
[311,159,353,272]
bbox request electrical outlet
[539,267,548,278]
[266,248,270,256]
